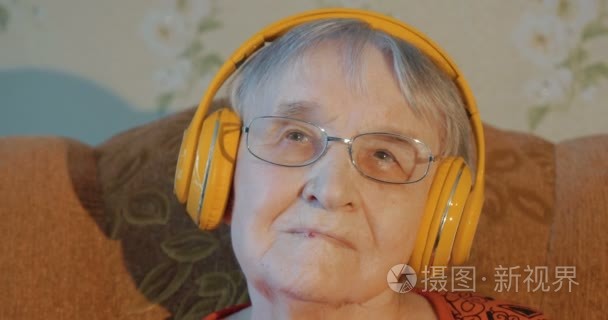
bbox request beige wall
[2,0,607,142]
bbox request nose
[300,144,359,211]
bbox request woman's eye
[285,131,308,142]
[373,150,396,162]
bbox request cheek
[232,145,272,229]
[230,142,301,255]
[367,176,434,260]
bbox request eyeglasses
[243,116,436,184]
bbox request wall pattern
[512,0,608,129]
[139,0,223,113]
[1,0,606,144]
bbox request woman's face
[230,43,440,304]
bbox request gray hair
[228,19,475,171]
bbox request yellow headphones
[174,8,486,274]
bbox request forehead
[250,42,441,153]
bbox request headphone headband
[176,7,485,265]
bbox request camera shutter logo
[387,264,417,293]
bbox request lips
[285,228,355,250]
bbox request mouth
[285,228,355,250]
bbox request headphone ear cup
[410,157,472,276]
[185,108,241,230]
[175,123,200,204]
[409,159,450,274]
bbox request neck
[245,281,431,320]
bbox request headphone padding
[186,109,241,230]
[174,127,199,203]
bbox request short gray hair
[228,19,474,171]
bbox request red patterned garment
[415,290,548,319]
[202,290,548,319]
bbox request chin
[249,251,365,305]
[267,273,356,306]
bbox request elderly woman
[174,8,546,320]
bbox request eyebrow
[273,100,423,139]
[272,100,321,118]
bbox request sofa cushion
[96,108,247,320]
[543,135,608,319]
[468,125,555,307]
[0,137,171,320]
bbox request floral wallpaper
[512,0,608,129]
[1,0,606,144]
[140,0,223,112]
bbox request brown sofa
[1,107,606,320]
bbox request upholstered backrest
[1,107,606,319]
[96,108,247,319]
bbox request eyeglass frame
[242,115,438,184]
